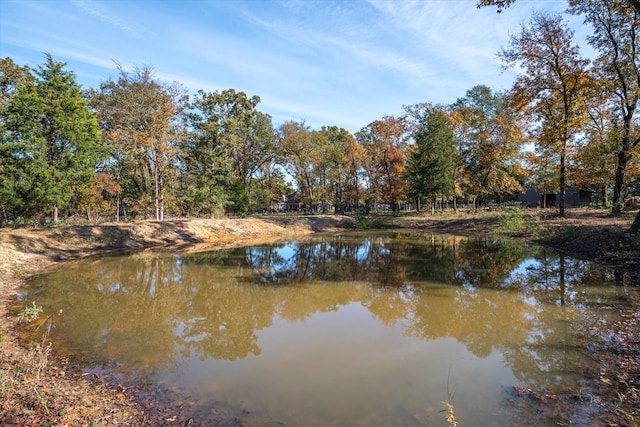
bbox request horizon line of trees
[1,0,639,231]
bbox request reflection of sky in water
[508,258,539,280]
[271,244,296,264]
[18,232,637,426]
[356,240,371,262]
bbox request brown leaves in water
[513,386,559,402]
[511,309,640,427]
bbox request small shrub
[498,210,541,236]
[22,341,52,379]
[19,302,43,323]
[552,225,584,242]
[355,213,370,228]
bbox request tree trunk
[160,176,164,221]
[612,147,629,216]
[53,203,58,223]
[601,186,607,207]
[628,210,640,234]
[305,172,313,214]
[612,100,636,215]
[559,151,566,216]
[154,164,160,221]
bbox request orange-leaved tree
[356,116,409,215]
[500,11,592,216]
[92,65,182,221]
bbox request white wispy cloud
[1,0,594,133]
[366,1,506,76]
[71,0,143,39]
[1,26,116,71]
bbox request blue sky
[1,0,588,133]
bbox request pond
[16,232,639,426]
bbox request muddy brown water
[16,231,639,426]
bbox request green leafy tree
[180,92,234,217]
[181,89,275,216]
[0,54,105,223]
[451,85,524,207]
[277,121,322,211]
[249,161,292,212]
[405,105,457,214]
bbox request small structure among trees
[519,187,592,208]
[271,193,303,212]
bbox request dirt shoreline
[1,211,638,425]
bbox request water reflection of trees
[19,232,638,424]
[180,234,528,290]
[496,247,640,425]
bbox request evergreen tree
[0,54,104,223]
[406,106,457,213]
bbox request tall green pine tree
[0,54,105,223]
[407,108,457,213]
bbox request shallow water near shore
[17,231,640,426]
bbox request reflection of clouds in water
[270,244,296,266]
[18,232,635,426]
[508,257,539,279]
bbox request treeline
[0,1,638,227]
